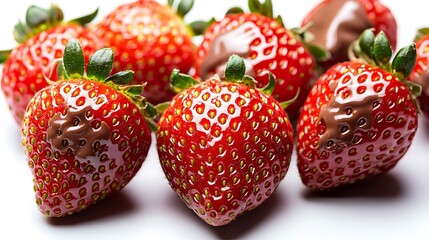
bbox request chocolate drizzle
[317,71,386,150]
[305,0,373,64]
[47,107,110,159]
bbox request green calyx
[352,29,421,112]
[169,54,276,95]
[168,54,300,110]
[352,29,417,81]
[225,0,283,27]
[13,4,98,44]
[60,39,158,129]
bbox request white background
[0,1,428,239]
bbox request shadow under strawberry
[166,188,287,239]
[301,172,405,199]
[47,190,138,225]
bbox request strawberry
[296,29,419,190]
[194,0,322,118]
[1,4,102,126]
[156,55,294,226]
[21,39,156,217]
[302,0,397,70]
[94,0,197,105]
[409,28,429,120]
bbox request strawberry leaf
[170,69,199,92]
[177,0,194,18]
[358,28,375,59]
[392,43,417,80]
[106,70,134,85]
[13,21,30,44]
[154,101,171,114]
[26,4,63,28]
[373,31,392,67]
[305,43,331,62]
[225,54,245,82]
[248,0,274,19]
[63,39,84,79]
[68,8,99,26]
[241,75,257,88]
[226,6,245,15]
[280,88,300,110]
[0,49,11,64]
[87,48,113,80]
[188,20,208,36]
[248,0,263,14]
[259,72,276,95]
[263,0,273,18]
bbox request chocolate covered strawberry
[195,0,323,118]
[21,39,155,217]
[157,55,294,226]
[409,28,429,120]
[94,0,197,105]
[1,4,102,125]
[296,30,419,190]
[302,0,397,70]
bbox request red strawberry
[302,0,397,70]
[94,0,196,105]
[21,39,155,217]
[156,55,294,226]
[195,1,319,118]
[409,28,429,120]
[1,4,102,126]
[296,30,419,190]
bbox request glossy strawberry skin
[1,24,102,125]
[409,35,429,120]
[156,78,294,226]
[22,79,151,217]
[195,13,316,117]
[296,62,418,190]
[94,0,195,104]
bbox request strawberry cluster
[0,0,427,228]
